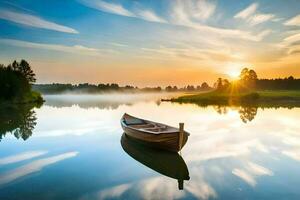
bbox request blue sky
[0,0,300,86]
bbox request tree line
[33,82,213,94]
[213,68,300,91]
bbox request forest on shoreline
[0,60,43,104]
[33,76,300,95]
[169,68,300,106]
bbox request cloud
[181,0,216,21]
[0,151,47,165]
[234,3,258,19]
[284,14,300,26]
[171,1,267,41]
[0,152,78,185]
[141,45,240,62]
[283,149,300,161]
[0,9,78,33]
[81,0,134,17]
[257,29,272,38]
[283,33,300,44]
[0,39,110,56]
[80,0,166,24]
[136,9,167,23]
[278,33,300,55]
[249,14,275,26]
[234,3,275,26]
[171,0,216,24]
[81,0,266,42]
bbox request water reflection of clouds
[82,174,217,200]
[282,150,300,161]
[81,177,185,200]
[185,167,217,200]
[0,151,47,165]
[232,162,273,187]
[99,183,132,199]
[34,105,121,137]
[0,151,78,186]
[179,107,300,193]
[18,97,300,198]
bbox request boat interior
[130,123,168,132]
[123,114,178,133]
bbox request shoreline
[163,90,300,107]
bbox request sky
[0,0,300,87]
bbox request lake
[1,93,300,200]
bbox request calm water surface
[1,93,300,200]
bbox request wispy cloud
[80,0,267,42]
[0,39,113,56]
[81,0,134,17]
[249,14,275,26]
[0,9,78,33]
[283,149,300,161]
[171,0,216,24]
[278,33,300,55]
[284,14,300,26]
[283,33,300,45]
[141,45,240,62]
[234,3,275,26]
[234,3,258,19]
[136,9,167,23]
[80,0,167,24]
[174,0,216,21]
[171,1,268,41]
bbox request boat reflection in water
[121,133,190,190]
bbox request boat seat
[143,125,168,132]
[131,124,155,128]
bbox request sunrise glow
[0,0,299,86]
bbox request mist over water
[43,92,182,109]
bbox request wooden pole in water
[179,123,184,152]
[178,179,184,190]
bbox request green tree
[18,59,36,84]
[201,82,210,90]
[239,68,258,89]
[215,78,223,90]
[222,79,230,88]
[0,67,30,100]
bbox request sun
[227,70,240,80]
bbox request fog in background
[43,92,183,109]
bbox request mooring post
[179,123,184,152]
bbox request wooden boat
[120,113,189,152]
[121,133,190,190]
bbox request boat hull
[121,116,189,152]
